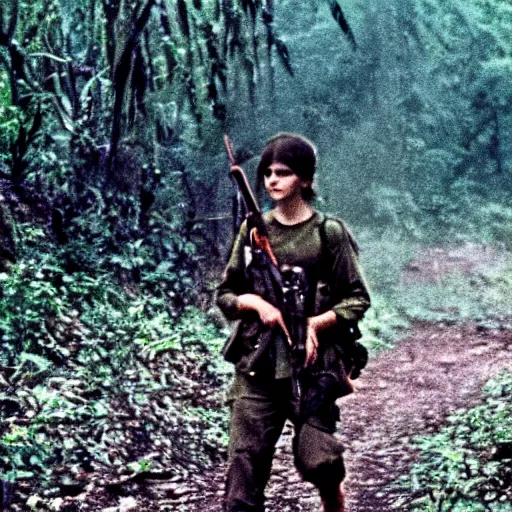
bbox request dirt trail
[157,321,512,512]
[93,244,511,511]
[338,323,512,512]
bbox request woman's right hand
[237,294,292,345]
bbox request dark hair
[256,133,317,200]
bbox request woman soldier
[216,133,371,512]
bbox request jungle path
[88,243,511,512]
[162,321,512,512]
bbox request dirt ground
[152,244,512,512]
[143,321,511,512]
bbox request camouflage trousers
[224,372,346,512]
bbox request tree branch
[108,0,157,175]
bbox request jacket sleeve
[326,220,371,323]
[215,221,249,321]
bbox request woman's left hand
[304,322,319,367]
[303,311,337,367]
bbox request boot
[320,484,348,512]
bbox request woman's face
[263,162,310,203]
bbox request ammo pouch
[222,316,277,375]
[300,322,368,424]
[314,280,368,380]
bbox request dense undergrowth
[0,192,233,509]
[0,252,232,508]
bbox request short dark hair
[256,133,317,200]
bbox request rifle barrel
[224,135,236,165]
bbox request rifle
[223,135,307,371]
[224,135,277,265]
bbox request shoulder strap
[318,215,334,275]
[318,214,360,273]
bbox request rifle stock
[224,135,277,265]
[230,166,261,218]
[224,136,261,216]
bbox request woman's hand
[305,311,338,367]
[304,322,319,367]
[237,294,292,344]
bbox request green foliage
[0,69,19,160]
[0,215,232,494]
[360,294,410,352]
[0,423,53,483]
[359,228,418,291]
[0,223,197,382]
[136,305,227,359]
[0,0,304,232]
[0,274,231,494]
[0,258,69,366]
[184,405,230,451]
[127,459,153,474]
[359,180,512,248]
[404,372,512,511]
[480,203,512,250]
[361,185,423,239]
[0,380,98,482]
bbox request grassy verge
[357,229,512,353]
[403,371,512,511]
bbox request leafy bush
[359,180,512,248]
[0,422,54,483]
[361,185,423,239]
[0,240,130,373]
[360,294,410,352]
[405,372,512,511]
[184,406,230,451]
[0,274,231,498]
[0,257,71,366]
[0,70,19,161]
[480,203,512,250]
[135,305,227,359]
[359,228,419,290]
[415,179,489,242]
